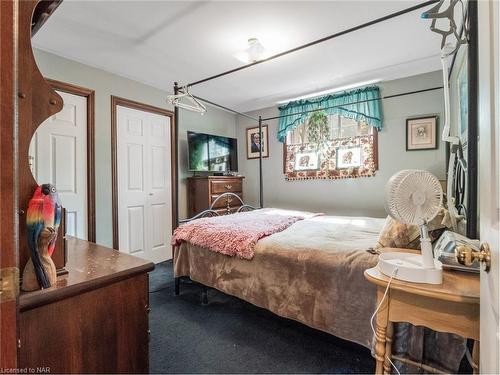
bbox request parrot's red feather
[27,185,61,257]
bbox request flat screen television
[187,131,238,172]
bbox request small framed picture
[294,151,319,171]
[246,125,269,159]
[406,116,438,151]
[336,146,362,169]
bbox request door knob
[149,193,153,196]
[456,243,491,272]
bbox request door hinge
[0,267,20,302]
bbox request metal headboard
[179,192,257,224]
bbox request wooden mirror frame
[17,0,66,274]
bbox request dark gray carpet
[149,261,374,374]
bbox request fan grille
[385,170,443,225]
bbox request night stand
[364,257,480,374]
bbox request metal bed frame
[174,192,256,300]
[171,0,479,302]
[170,0,478,239]
[179,192,257,224]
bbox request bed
[174,206,385,348]
[173,201,467,373]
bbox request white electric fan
[377,170,444,284]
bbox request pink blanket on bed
[172,208,308,259]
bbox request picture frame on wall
[246,125,269,159]
[336,146,362,169]
[406,116,438,151]
[294,151,320,171]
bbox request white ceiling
[33,0,444,112]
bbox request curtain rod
[261,86,443,121]
[185,0,439,88]
[192,94,259,121]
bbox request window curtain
[277,86,382,142]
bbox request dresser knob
[224,184,232,190]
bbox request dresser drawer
[210,179,243,194]
[210,193,243,209]
[188,176,245,218]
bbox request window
[283,112,378,180]
[286,115,372,144]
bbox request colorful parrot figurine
[26,184,62,289]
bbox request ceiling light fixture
[235,38,267,64]
[246,37,265,63]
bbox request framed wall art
[294,151,320,171]
[336,146,362,169]
[246,125,269,159]
[406,116,438,151]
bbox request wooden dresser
[18,237,154,373]
[187,176,245,216]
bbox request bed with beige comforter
[174,210,467,372]
[174,214,384,348]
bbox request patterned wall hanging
[284,135,377,180]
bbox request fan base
[377,252,443,284]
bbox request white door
[29,90,88,240]
[478,1,499,372]
[117,105,172,263]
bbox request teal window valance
[277,86,383,143]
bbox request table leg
[375,287,390,375]
[472,340,480,374]
[383,322,394,374]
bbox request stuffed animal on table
[22,184,62,291]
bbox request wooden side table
[364,262,480,374]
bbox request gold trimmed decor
[284,135,376,180]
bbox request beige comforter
[174,215,384,348]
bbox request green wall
[34,49,236,247]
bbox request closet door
[29,90,88,239]
[116,105,172,263]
